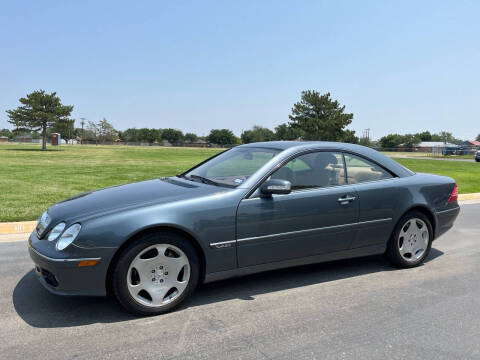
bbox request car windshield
[180,147,281,187]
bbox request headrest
[314,152,338,169]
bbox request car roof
[239,141,330,150]
[238,141,414,177]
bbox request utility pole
[362,128,371,144]
[80,117,86,145]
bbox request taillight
[448,184,458,203]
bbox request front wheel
[385,211,433,268]
[112,232,200,315]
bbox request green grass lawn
[382,151,474,160]
[0,144,222,222]
[393,158,480,194]
[1,143,478,222]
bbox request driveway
[1,204,479,359]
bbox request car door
[236,151,359,268]
[343,152,398,248]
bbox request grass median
[1,143,478,222]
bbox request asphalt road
[1,204,479,360]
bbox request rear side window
[344,153,393,184]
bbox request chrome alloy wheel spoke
[127,244,190,307]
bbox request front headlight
[56,223,81,251]
[47,222,66,241]
[37,211,51,237]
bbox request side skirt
[203,244,386,283]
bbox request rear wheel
[112,232,200,315]
[386,211,433,268]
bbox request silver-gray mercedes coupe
[29,142,460,315]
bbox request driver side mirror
[260,179,291,196]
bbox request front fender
[73,189,245,274]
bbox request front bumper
[28,232,113,296]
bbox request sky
[1,0,479,140]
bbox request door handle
[338,195,356,205]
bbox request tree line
[377,131,469,149]
[3,90,359,149]
[4,89,476,150]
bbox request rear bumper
[28,233,110,296]
[434,206,460,239]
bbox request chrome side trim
[237,218,393,244]
[29,246,101,263]
[436,207,460,215]
[209,240,236,249]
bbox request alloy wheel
[398,218,429,262]
[127,244,190,307]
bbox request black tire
[475,159,480,162]
[385,210,433,268]
[112,231,200,316]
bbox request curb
[0,221,36,235]
[1,193,479,236]
[458,193,480,201]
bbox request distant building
[416,141,459,152]
[15,135,32,143]
[463,140,480,148]
[184,139,208,148]
[0,136,8,143]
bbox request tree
[340,129,359,144]
[418,131,432,141]
[241,126,275,144]
[207,129,237,146]
[86,121,99,144]
[431,131,458,143]
[476,134,480,142]
[73,127,83,140]
[359,136,372,147]
[6,90,73,150]
[378,134,404,149]
[184,133,198,143]
[121,128,139,142]
[401,134,421,148]
[0,128,13,140]
[97,118,118,143]
[52,119,75,144]
[288,90,353,141]
[162,128,184,144]
[274,123,304,141]
[137,128,161,143]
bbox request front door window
[271,151,346,190]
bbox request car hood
[47,177,229,223]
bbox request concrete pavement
[0,204,479,359]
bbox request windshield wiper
[187,174,220,186]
